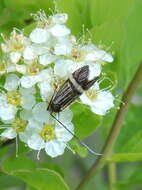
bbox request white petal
[91,91,114,115]
[19,126,38,143]
[51,13,68,24]
[88,63,101,80]
[20,76,38,88]
[20,109,33,120]
[38,81,54,101]
[30,44,50,55]
[45,140,66,157]
[10,52,21,63]
[36,68,53,82]
[0,105,16,121]
[21,95,35,110]
[1,128,17,139]
[0,94,7,106]
[80,93,92,106]
[23,46,37,60]
[4,74,19,91]
[16,64,26,74]
[54,59,73,78]
[54,43,71,56]
[101,51,113,62]
[55,122,74,142]
[6,64,16,73]
[20,87,35,95]
[39,53,57,66]
[32,102,50,123]
[28,118,42,129]
[50,24,70,37]
[28,134,45,150]
[30,28,50,43]
[59,109,73,123]
[86,50,113,62]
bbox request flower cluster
[0,11,114,157]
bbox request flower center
[85,90,97,101]
[12,118,27,133]
[10,31,26,52]
[0,61,6,73]
[27,63,43,75]
[71,48,85,61]
[52,77,65,90]
[7,91,21,106]
[40,125,55,141]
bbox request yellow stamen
[12,118,27,133]
[86,90,97,101]
[27,63,43,75]
[71,48,85,61]
[40,125,55,141]
[7,91,21,106]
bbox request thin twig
[108,163,117,190]
[75,62,142,190]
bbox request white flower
[50,24,71,37]
[10,52,21,63]
[0,74,36,122]
[54,36,74,56]
[38,81,54,101]
[27,104,74,157]
[0,102,17,121]
[51,13,68,24]
[39,53,57,66]
[80,82,114,115]
[30,28,50,44]
[0,117,38,143]
[23,46,37,60]
[1,127,17,139]
[82,44,113,63]
[1,30,29,63]
[32,102,50,123]
[20,75,38,88]
[4,74,20,91]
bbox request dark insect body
[47,65,101,156]
[47,65,98,113]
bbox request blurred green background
[0,0,142,190]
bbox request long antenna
[51,114,102,156]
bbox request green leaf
[39,162,64,178]
[107,153,142,162]
[90,18,123,87]
[56,0,91,36]
[14,168,70,190]
[0,0,54,34]
[1,156,36,173]
[121,0,142,87]
[69,139,88,157]
[1,156,70,190]
[89,0,135,26]
[71,103,102,139]
[26,185,37,190]
[0,174,24,189]
[114,105,142,153]
[116,168,142,189]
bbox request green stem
[75,62,142,190]
[108,163,117,190]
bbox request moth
[47,65,101,155]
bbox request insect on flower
[47,65,102,156]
